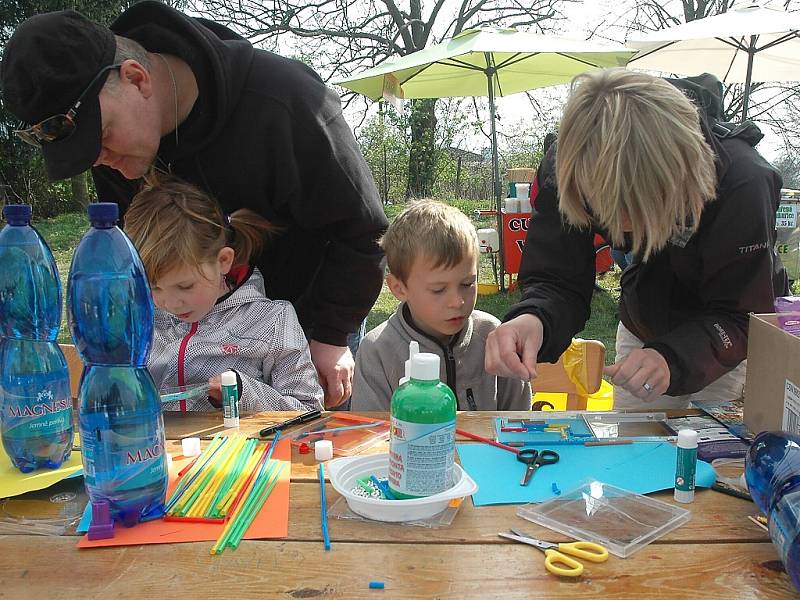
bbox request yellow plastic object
[477,283,499,295]
[562,340,591,396]
[533,379,614,412]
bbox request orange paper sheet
[78,439,291,548]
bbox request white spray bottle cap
[399,341,420,386]
[409,353,440,381]
[221,370,237,387]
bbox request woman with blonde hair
[124,173,323,412]
[486,68,787,409]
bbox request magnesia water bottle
[0,204,73,472]
[745,431,800,590]
[67,203,167,526]
[388,353,456,499]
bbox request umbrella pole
[486,63,505,292]
[742,36,756,122]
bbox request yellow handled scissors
[498,528,609,577]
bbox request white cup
[515,183,531,200]
[505,198,521,213]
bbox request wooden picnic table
[0,411,794,598]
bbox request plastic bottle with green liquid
[388,352,456,499]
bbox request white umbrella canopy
[337,28,634,289]
[626,3,800,119]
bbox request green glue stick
[674,428,698,503]
[221,370,239,428]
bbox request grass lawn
[36,206,624,363]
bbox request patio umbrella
[336,28,634,290]
[626,3,800,120]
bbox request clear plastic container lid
[517,479,691,558]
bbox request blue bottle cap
[87,202,119,227]
[3,204,32,225]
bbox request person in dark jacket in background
[486,68,787,409]
[1,3,388,408]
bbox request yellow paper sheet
[0,441,82,498]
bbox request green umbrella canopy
[336,28,635,100]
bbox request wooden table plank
[8,480,765,545]
[160,410,507,440]
[0,538,791,599]
[294,483,768,545]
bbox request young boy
[351,200,531,410]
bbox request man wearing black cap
[1,2,388,408]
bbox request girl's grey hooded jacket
[148,268,323,412]
[351,303,531,411]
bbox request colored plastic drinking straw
[178,436,245,516]
[164,434,227,513]
[211,432,283,554]
[214,462,278,552]
[320,463,331,550]
[228,463,284,550]
[456,428,519,454]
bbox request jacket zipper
[444,338,458,405]
[401,304,463,408]
[177,322,199,412]
[465,388,477,411]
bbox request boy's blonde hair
[556,68,716,260]
[380,199,478,282]
[123,173,277,283]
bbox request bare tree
[191,0,574,197]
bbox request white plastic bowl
[326,453,478,522]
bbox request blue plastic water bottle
[745,431,800,590]
[0,204,73,472]
[67,203,167,526]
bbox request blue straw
[319,463,331,551]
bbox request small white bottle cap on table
[315,439,334,461]
[182,436,202,457]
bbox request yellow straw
[217,445,266,516]
[188,435,248,516]
[176,436,241,515]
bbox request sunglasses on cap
[14,63,122,147]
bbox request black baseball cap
[0,10,116,181]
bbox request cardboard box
[744,313,800,435]
[506,168,535,183]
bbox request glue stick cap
[220,370,237,386]
[409,353,440,381]
[677,428,698,449]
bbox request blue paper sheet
[457,442,716,506]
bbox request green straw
[165,434,225,513]
[177,436,241,516]
[207,438,256,518]
[229,462,286,550]
[213,433,283,553]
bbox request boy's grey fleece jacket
[351,304,531,411]
[147,268,323,412]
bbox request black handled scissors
[517,449,559,486]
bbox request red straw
[177,456,200,478]
[456,428,519,454]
